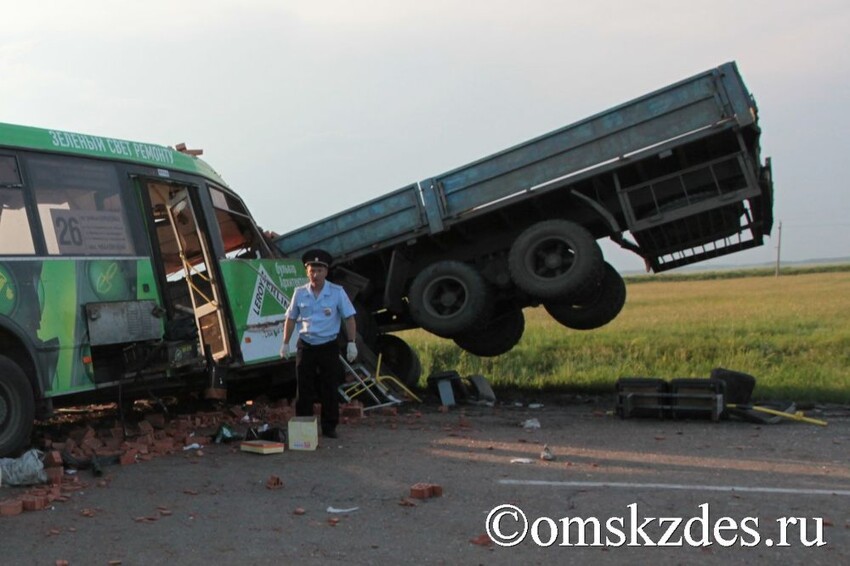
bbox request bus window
[209,186,272,260]
[0,155,35,254]
[0,188,35,254]
[0,155,21,186]
[25,154,137,256]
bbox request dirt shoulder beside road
[2,396,849,564]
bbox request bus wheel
[508,220,603,299]
[0,355,35,457]
[544,262,626,330]
[408,260,492,337]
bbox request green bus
[0,122,306,456]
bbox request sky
[2,0,849,273]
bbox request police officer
[281,249,357,439]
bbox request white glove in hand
[346,341,358,363]
[280,343,290,359]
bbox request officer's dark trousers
[295,338,341,432]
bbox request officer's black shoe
[322,428,338,439]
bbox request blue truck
[274,61,773,363]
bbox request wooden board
[240,440,285,454]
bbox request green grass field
[398,267,850,403]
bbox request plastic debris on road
[0,449,47,486]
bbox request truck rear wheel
[453,306,525,357]
[375,334,422,388]
[0,355,35,457]
[544,262,626,330]
[408,261,492,337]
[508,220,603,299]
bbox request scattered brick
[45,467,64,485]
[22,495,48,512]
[409,482,443,499]
[120,448,139,466]
[100,437,124,451]
[266,475,284,490]
[43,450,63,468]
[0,499,24,516]
[137,420,154,435]
[469,533,493,546]
[153,438,175,454]
[409,483,431,500]
[144,413,166,429]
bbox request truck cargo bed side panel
[431,66,749,220]
[274,183,425,260]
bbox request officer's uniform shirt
[285,280,356,346]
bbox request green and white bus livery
[0,122,304,456]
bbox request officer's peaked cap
[302,249,332,268]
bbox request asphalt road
[1,395,848,565]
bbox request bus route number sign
[50,209,133,255]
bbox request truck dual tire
[508,220,603,300]
[407,260,492,337]
[0,355,35,457]
[453,306,525,357]
[544,262,626,330]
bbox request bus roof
[0,121,229,187]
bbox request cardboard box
[288,417,318,451]
[240,440,285,455]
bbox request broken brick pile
[39,399,302,466]
[0,399,300,519]
[1,398,438,520]
[0,449,84,517]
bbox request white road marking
[499,479,850,497]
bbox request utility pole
[774,221,782,277]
